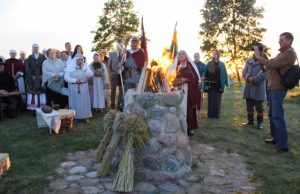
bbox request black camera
[251,43,264,52]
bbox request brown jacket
[259,47,297,90]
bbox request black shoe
[257,123,263,130]
[242,121,254,127]
[276,147,289,153]
[264,138,276,144]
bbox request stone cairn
[118,89,192,181]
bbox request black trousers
[246,98,264,123]
[0,96,20,118]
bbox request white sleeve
[84,66,94,78]
[64,70,77,83]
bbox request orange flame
[148,47,176,90]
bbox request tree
[92,0,139,51]
[199,0,266,81]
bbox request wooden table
[0,153,10,178]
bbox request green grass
[0,111,105,193]
[0,85,300,193]
[194,84,300,194]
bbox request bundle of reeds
[95,110,117,162]
[112,135,134,192]
[112,115,149,192]
[97,112,125,177]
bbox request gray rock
[78,178,99,186]
[99,176,114,182]
[178,180,190,188]
[92,163,101,170]
[187,175,201,182]
[104,182,113,190]
[203,176,229,185]
[152,171,172,181]
[159,182,180,193]
[142,138,161,154]
[49,179,68,190]
[132,108,147,117]
[164,158,178,172]
[179,116,188,133]
[136,92,155,108]
[150,105,166,117]
[69,166,87,174]
[176,150,185,161]
[184,147,192,166]
[209,166,225,177]
[60,161,76,168]
[169,106,177,113]
[85,171,98,178]
[64,188,82,194]
[176,131,189,148]
[159,148,176,159]
[175,165,191,178]
[135,181,156,192]
[165,114,181,133]
[66,175,85,181]
[82,186,102,194]
[55,168,66,176]
[187,184,202,194]
[78,159,93,168]
[103,191,117,194]
[158,134,176,147]
[160,93,182,106]
[142,156,161,171]
[70,183,79,188]
[148,119,162,136]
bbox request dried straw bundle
[95,110,117,162]
[97,112,125,177]
[112,135,134,192]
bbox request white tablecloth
[36,108,61,134]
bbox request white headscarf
[65,53,88,72]
[167,50,201,83]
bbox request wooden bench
[0,153,10,178]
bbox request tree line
[92,0,267,81]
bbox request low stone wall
[121,90,192,181]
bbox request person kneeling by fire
[169,50,201,136]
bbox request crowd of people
[0,32,296,152]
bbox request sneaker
[264,138,276,145]
[257,123,263,130]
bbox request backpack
[278,57,300,90]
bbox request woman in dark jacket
[203,50,228,119]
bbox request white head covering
[32,43,39,48]
[167,50,201,83]
[9,49,17,55]
[20,50,26,55]
[65,53,87,72]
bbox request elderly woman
[42,48,67,108]
[203,50,228,119]
[64,54,93,122]
[172,50,200,136]
[89,52,109,111]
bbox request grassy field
[0,85,299,193]
[196,84,300,194]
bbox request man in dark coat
[242,44,268,130]
[0,60,20,118]
[25,43,46,110]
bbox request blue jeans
[268,89,288,149]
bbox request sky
[0,0,299,63]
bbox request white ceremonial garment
[65,65,93,119]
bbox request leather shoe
[264,138,276,145]
[242,121,254,127]
[276,147,289,153]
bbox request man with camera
[242,43,268,130]
[254,32,297,152]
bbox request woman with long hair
[203,50,228,119]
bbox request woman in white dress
[89,52,109,111]
[64,54,93,122]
